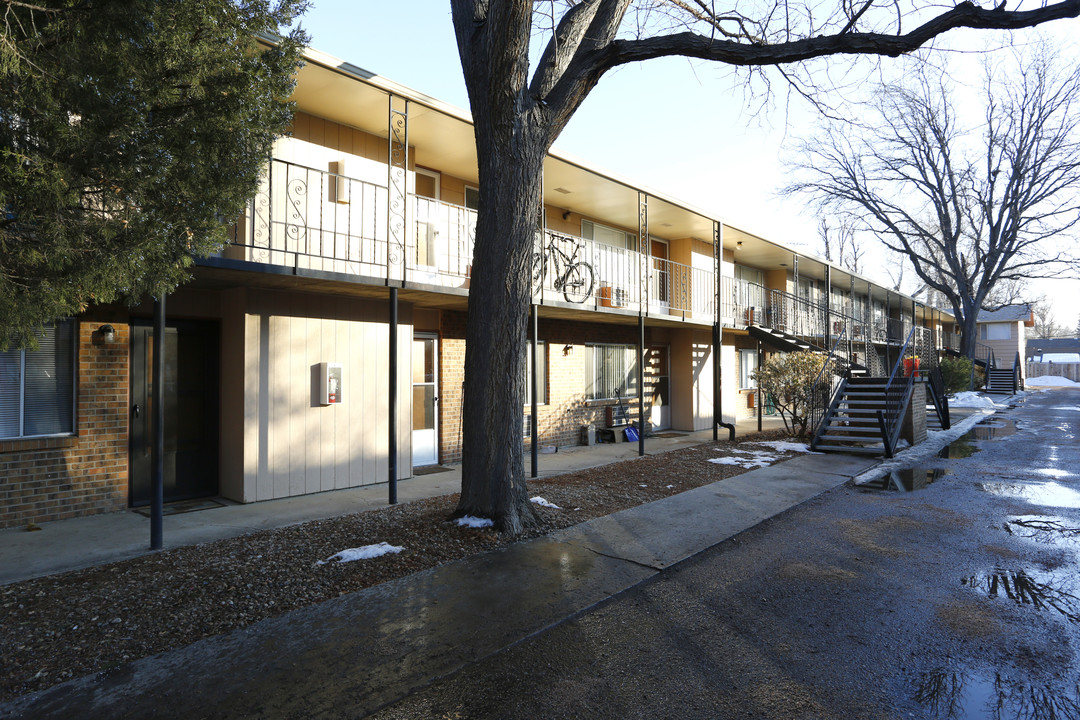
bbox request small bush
[752,351,833,438]
[939,355,984,393]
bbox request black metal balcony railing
[222,159,951,348]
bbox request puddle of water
[1006,516,1080,543]
[915,667,1080,719]
[860,468,951,492]
[1034,467,1075,479]
[939,439,981,459]
[962,567,1080,623]
[941,420,1018,456]
[970,419,1018,440]
[978,481,1080,508]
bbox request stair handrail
[1012,351,1021,392]
[808,327,847,441]
[876,327,917,458]
[926,365,951,430]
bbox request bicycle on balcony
[532,233,596,303]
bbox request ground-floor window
[0,320,76,439]
[739,348,758,390]
[588,344,638,400]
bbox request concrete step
[813,444,884,455]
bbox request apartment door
[130,321,220,506]
[412,334,439,467]
[646,346,671,430]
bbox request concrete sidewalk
[1,448,878,720]
[0,419,789,585]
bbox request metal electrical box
[319,362,343,405]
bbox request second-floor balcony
[222,159,716,321]
[218,159,948,347]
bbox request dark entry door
[130,321,220,506]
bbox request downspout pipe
[713,222,735,441]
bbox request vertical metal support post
[389,287,398,504]
[849,274,856,363]
[823,263,832,352]
[885,289,892,371]
[150,295,165,550]
[638,192,649,314]
[638,193,648,457]
[757,340,763,432]
[387,95,408,286]
[714,221,735,441]
[530,304,538,478]
[638,315,645,457]
[714,221,720,442]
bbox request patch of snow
[1027,375,1080,387]
[747,440,822,454]
[639,484,647,488]
[530,496,561,509]
[316,542,404,565]
[709,450,778,469]
[456,515,494,528]
[949,391,1007,409]
[666,484,674,489]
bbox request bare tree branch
[786,41,1080,357]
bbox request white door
[648,346,671,430]
[412,334,439,467]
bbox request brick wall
[437,312,653,464]
[0,322,129,528]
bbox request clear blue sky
[295,2,1080,329]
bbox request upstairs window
[582,220,636,250]
[0,321,76,439]
[980,323,1011,340]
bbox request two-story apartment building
[0,43,953,529]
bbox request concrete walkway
[0,418,790,585]
[2,445,879,719]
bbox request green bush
[939,355,983,394]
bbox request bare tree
[1032,296,1068,338]
[450,1,1080,533]
[818,217,864,274]
[787,44,1080,359]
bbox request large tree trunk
[454,119,545,534]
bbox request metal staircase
[811,376,896,455]
[811,328,922,458]
[986,352,1021,394]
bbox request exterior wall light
[98,324,116,344]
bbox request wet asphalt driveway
[373,387,1080,720]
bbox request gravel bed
[0,431,799,703]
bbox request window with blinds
[588,344,638,400]
[0,321,76,439]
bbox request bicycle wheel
[531,251,546,288]
[562,262,595,303]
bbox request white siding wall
[238,291,412,503]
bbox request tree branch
[603,1,1080,69]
